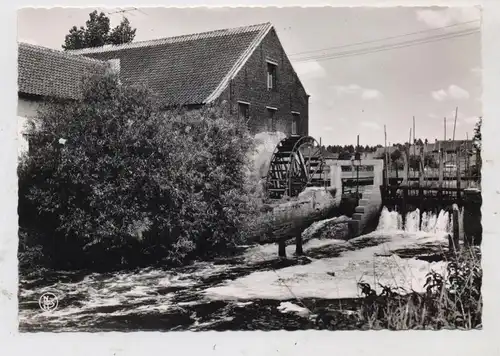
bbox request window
[292,112,300,135]
[238,102,250,121]
[267,107,277,132]
[267,61,277,90]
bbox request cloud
[293,60,327,80]
[359,121,381,130]
[416,7,481,29]
[333,84,361,95]
[448,85,470,99]
[431,89,448,101]
[431,85,470,101]
[333,84,383,100]
[361,89,383,100]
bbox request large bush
[18,74,256,270]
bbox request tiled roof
[68,23,273,106]
[18,42,109,100]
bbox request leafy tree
[108,18,137,45]
[389,149,403,171]
[390,149,402,162]
[62,10,136,50]
[473,117,482,150]
[18,73,255,270]
[83,11,110,48]
[63,26,86,50]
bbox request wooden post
[419,146,425,186]
[444,117,447,165]
[419,187,424,230]
[279,237,287,258]
[464,132,471,188]
[402,150,409,185]
[438,148,444,189]
[356,135,360,198]
[384,125,389,187]
[450,204,460,254]
[295,232,303,256]
[453,107,458,142]
[408,128,412,179]
[401,187,408,229]
[456,148,461,201]
[413,116,416,158]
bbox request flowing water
[18,205,455,332]
[376,206,463,237]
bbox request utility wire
[106,7,138,16]
[293,28,479,63]
[131,7,149,16]
[288,19,480,57]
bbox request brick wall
[218,28,309,137]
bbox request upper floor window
[267,61,278,91]
[267,107,277,132]
[238,101,250,121]
[292,111,300,136]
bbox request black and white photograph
[16,6,483,332]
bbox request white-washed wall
[17,98,40,156]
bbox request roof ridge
[67,22,273,55]
[18,42,108,66]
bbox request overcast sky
[17,6,482,146]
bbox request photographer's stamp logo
[39,292,58,312]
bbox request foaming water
[376,206,462,235]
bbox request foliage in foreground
[18,74,257,270]
[316,246,482,330]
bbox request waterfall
[376,206,460,235]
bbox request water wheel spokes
[265,135,327,199]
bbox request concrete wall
[329,159,384,236]
[257,187,339,243]
[352,185,382,235]
[219,28,309,137]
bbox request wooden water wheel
[265,135,327,199]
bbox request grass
[314,244,482,330]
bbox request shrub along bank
[18,74,258,271]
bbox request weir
[376,206,455,235]
[255,133,481,257]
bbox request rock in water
[302,215,351,242]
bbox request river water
[18,207,453,332]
